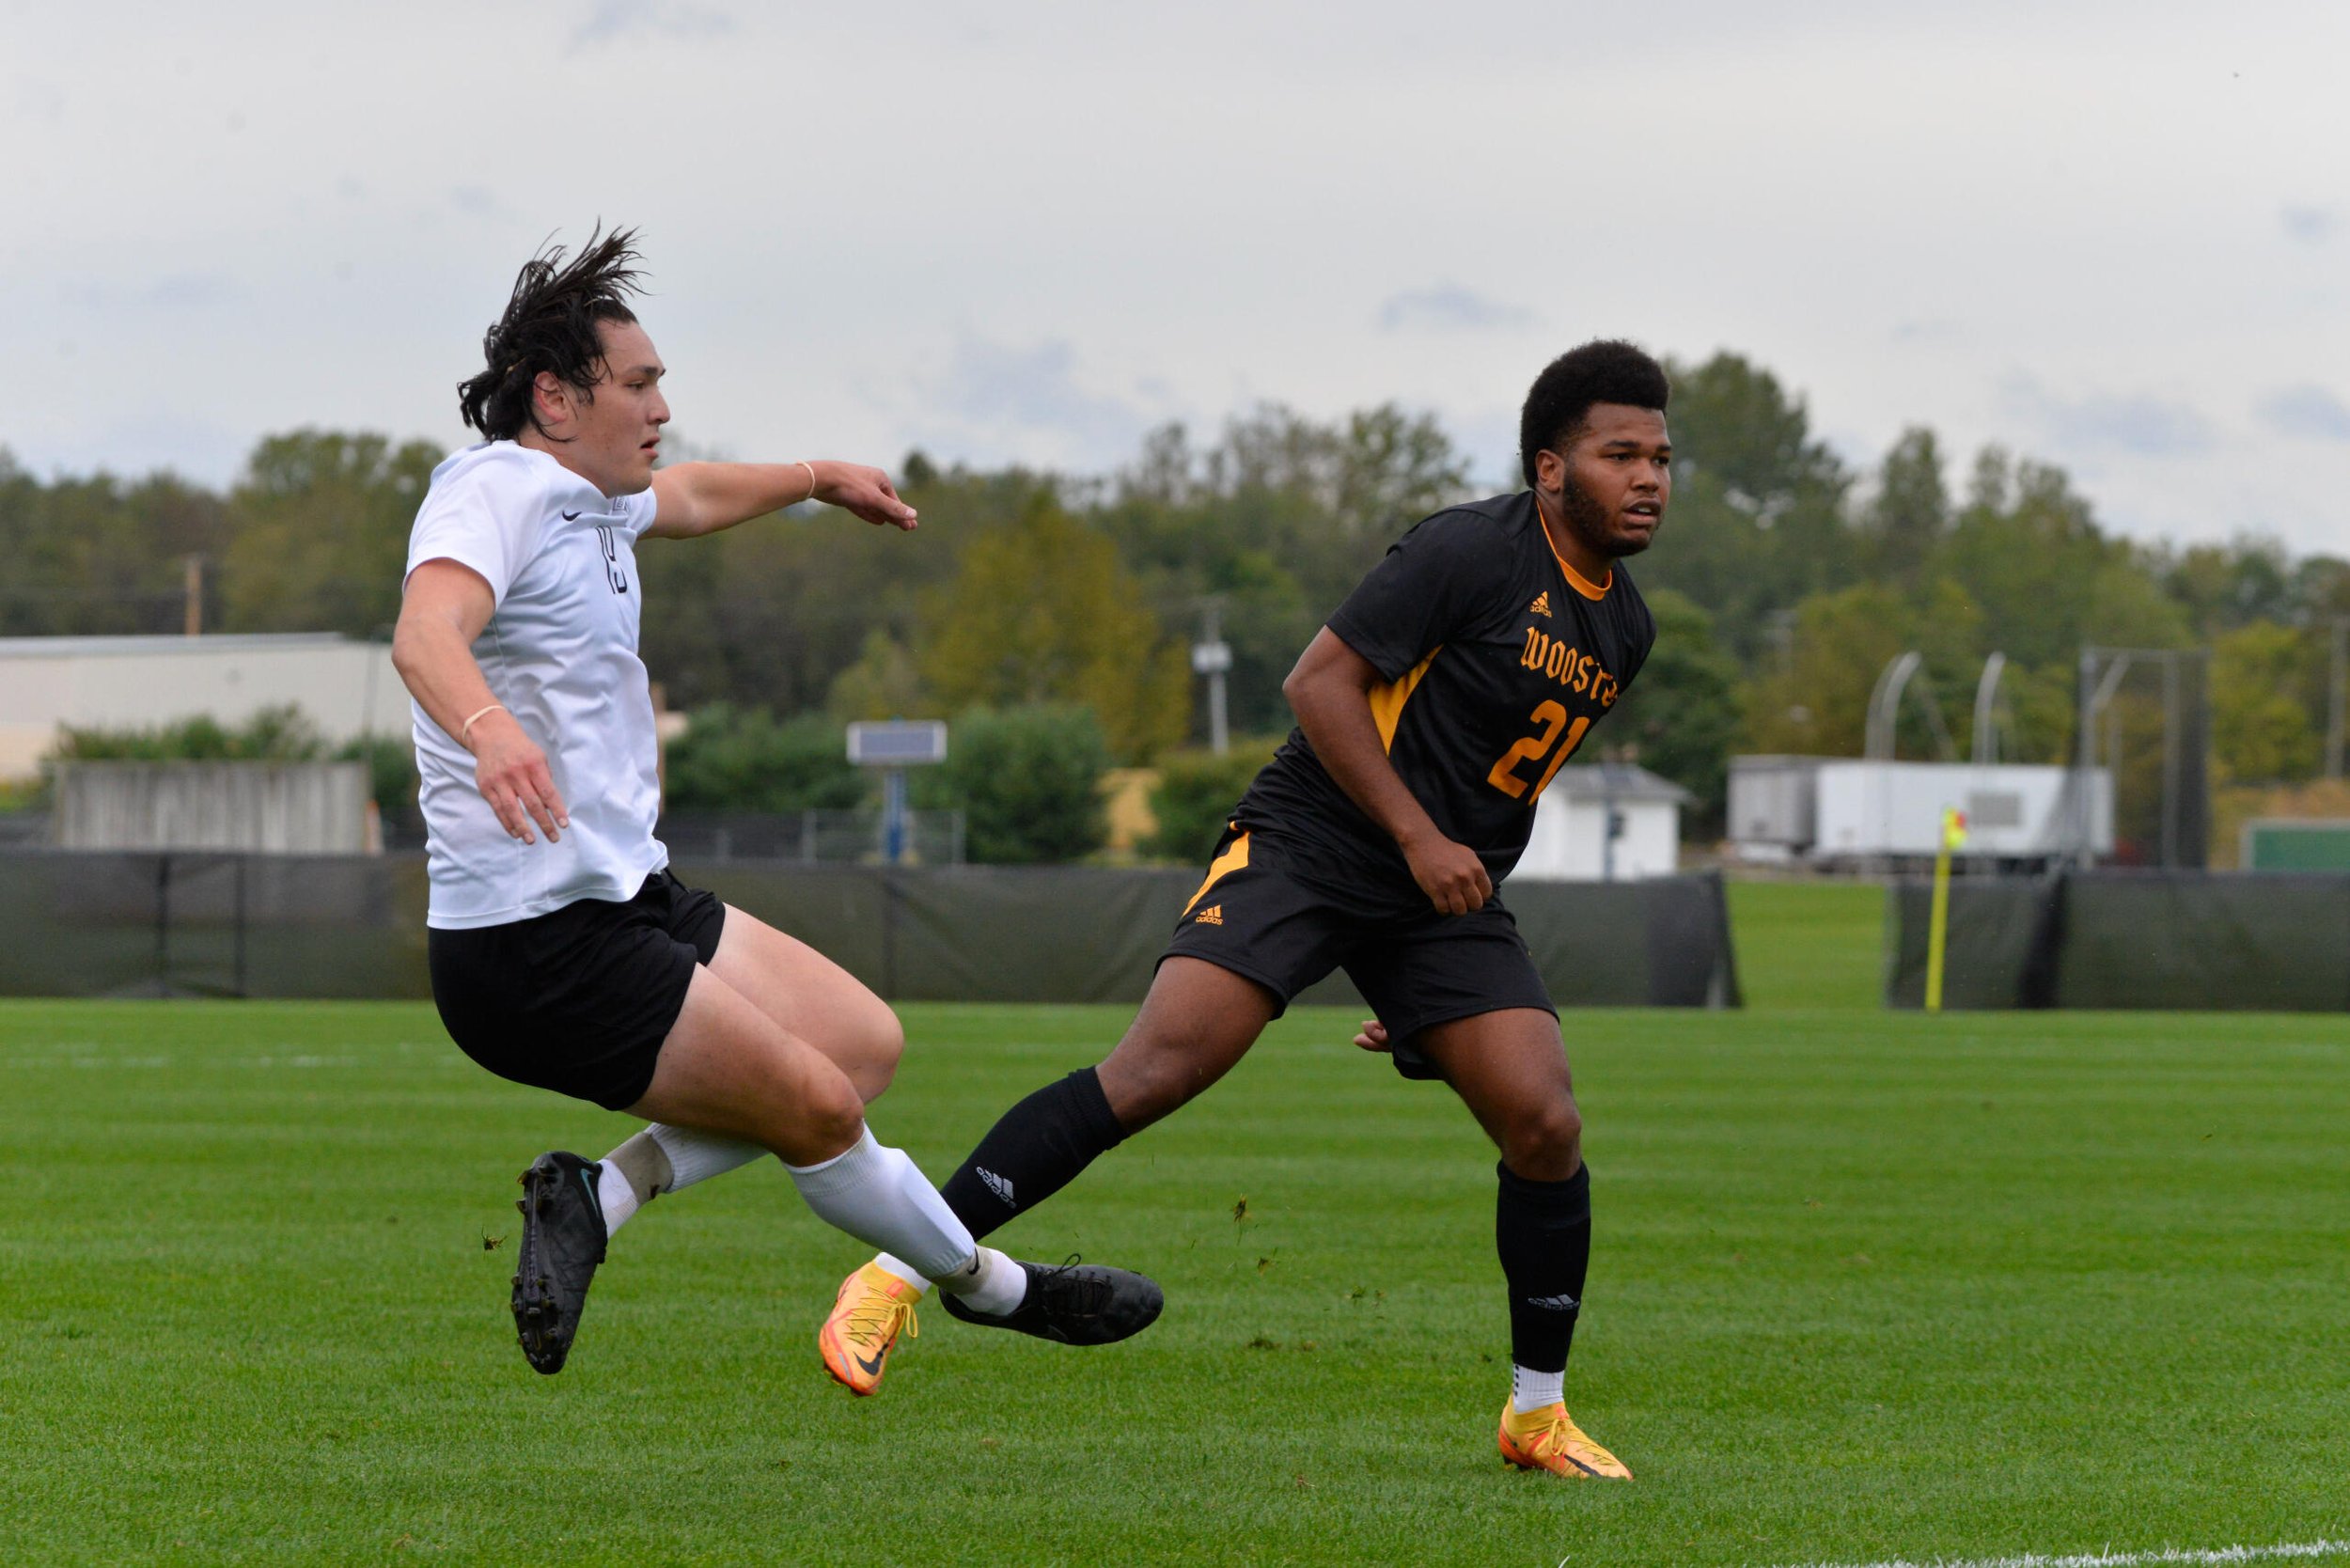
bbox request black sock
[939,1067,1127,1240]
[1496,1161,1590,1374]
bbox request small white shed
[1515,763,1692,881]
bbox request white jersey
[405,441,666,930]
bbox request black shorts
[428,869,728,1111]
[1161,825,1555,1080]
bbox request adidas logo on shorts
[1195,904,1225,925]
[977,1168,1017,1209]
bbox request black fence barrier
[1886,869,2350,1011]
[0,851,1740,1010]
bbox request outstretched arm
[647,461,917,539]
[1281,628,1493,916]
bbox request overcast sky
[9,1,2348,556]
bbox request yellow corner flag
[1925,808,1967,1012]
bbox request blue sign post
[846,720,949,867]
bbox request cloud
[448,185,514,221]
[1890,317,1961,343]
[1377,283,1536,334]
[2258,384,2350,443]
[570,1,737,50]
[2280,204,2336,244]
[65,273,240,312]
[921,335,1153,466]
[2001,374,2215,458]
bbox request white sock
[783,1127,978,1281]
[931,1247,1027,1315]
[594,1160,640,1235]
[872,1248,1025,1314]
[1511,1365,1565,1415]
[648,1123,767,1190]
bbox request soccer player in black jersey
[826,340,1669,1478]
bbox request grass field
[4,886,2346,1566]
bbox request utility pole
[1192,600,1232,756]
[2327,616,2347,781]
[182,554,205,636]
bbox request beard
[1559,470,1652,560]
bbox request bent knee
[794,1076,870,1162]
[860,1004,906,1085]
[1101,1039,1220,1128]
[1500,1099,1583,1176]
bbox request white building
[1514,763,1691,881]
[0,635,407,779]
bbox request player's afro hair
[458,224,647,443]
[1517,340,1670,488]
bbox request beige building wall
[0,635,408,779]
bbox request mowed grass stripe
[0,996,2343,1566]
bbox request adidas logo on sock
[977,1167,1017,1209]
[1524,1293,1580,1312]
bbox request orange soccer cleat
[1497,1402,1634,1480]
[819,1261,922,1396]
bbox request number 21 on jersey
[1486,700,1590,802]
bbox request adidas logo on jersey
[1528,590,1552,618]
[1194,904,1225,925]
[977,1168,1017,1209]
[1523,1293,1581,1312]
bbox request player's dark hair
[1517,340,1670,487]
[457,225,647,442]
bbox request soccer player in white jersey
[393,227,1161,1388]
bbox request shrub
[663,705,866,813]
[55,703,324,761]
[925,705,1111,864]
[336,733,419,813]
[1142,738,1282,864]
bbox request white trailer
[1730,757,2112,864]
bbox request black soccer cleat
[939,1256,1165,1345]
[510,1151,608,1375]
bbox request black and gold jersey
[1233,490,1655,904]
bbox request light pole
[1192,601,1232,756]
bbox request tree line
[5,350,2343,854]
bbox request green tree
[0,452,230,635]
[2156,536,2297,636]
[1743,580,1982,759]
[1142,739,1282,864]
[919,494,1188,763]
[1605,589,1743,834]
[1865,427,1950,586]
[825,630,931,721]
[221,431,442,635]
[2209,620,2323,784]
[1103,404,1471,739]
[922,704,1111,864]
[1634,353,1856,660]
[661,705,866,812]
[635,462,1050,714]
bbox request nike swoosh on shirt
[561,510,582,521]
